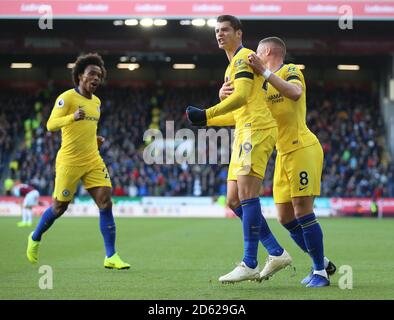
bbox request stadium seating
[0,85,393,197]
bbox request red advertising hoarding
[331,198,394,217]
[1,1,394,20]
[0,196,52,217]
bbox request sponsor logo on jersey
[57,99,65,108]
[234,59,244,67]
[234,59,248,72]
[268,93,284,104]
[288,66,296,72]
[62,189,70,197]
[243,142,252,153]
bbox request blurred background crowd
[1,84,392,198]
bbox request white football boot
[219,261,260,283]
[259,249,292,281]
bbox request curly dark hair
[71,53,106,87]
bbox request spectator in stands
[1,85,392,199]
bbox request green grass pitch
[0,216,393,300]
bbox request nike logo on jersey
[299,186,308,191]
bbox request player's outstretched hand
[185,106,207,126]
[97,136,105,149]
[247,53,265,75]
[219,81,234,101]
[74,107,86,121]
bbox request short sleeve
[233,52,254,81]
[283,64,303,85]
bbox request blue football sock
[99,208,116,258]
[32,207,57,241]
[233,206,243,219]
[241,198,262,268]
[283,219,308,252]
[259,217,284,257]
[232,205,284,257]
[298,213,325,270]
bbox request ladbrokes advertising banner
[2,196,394,218]
[1,1,394,20]
[331,198,394,217]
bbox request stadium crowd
[0,92,38,194]
[1,84,393,198]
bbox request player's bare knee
[226,198,241,210]
[52,202,68,217]
[277,215,288,225]
[238,191,258,202]
[293,204,312,217]
[292,197,314,217]
[98,197,112,209]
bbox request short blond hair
[259,37,286,58]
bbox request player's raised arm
[248,53,302,101]
[206,72,253,118]
[207,112,236,127]
[186,81,236,127]
[185,75,252,125]
[186,108,236,127]
[185,52,255,125]
[47,97,85,131]
[204,81,236,126]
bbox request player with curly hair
[26,53,130,270]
